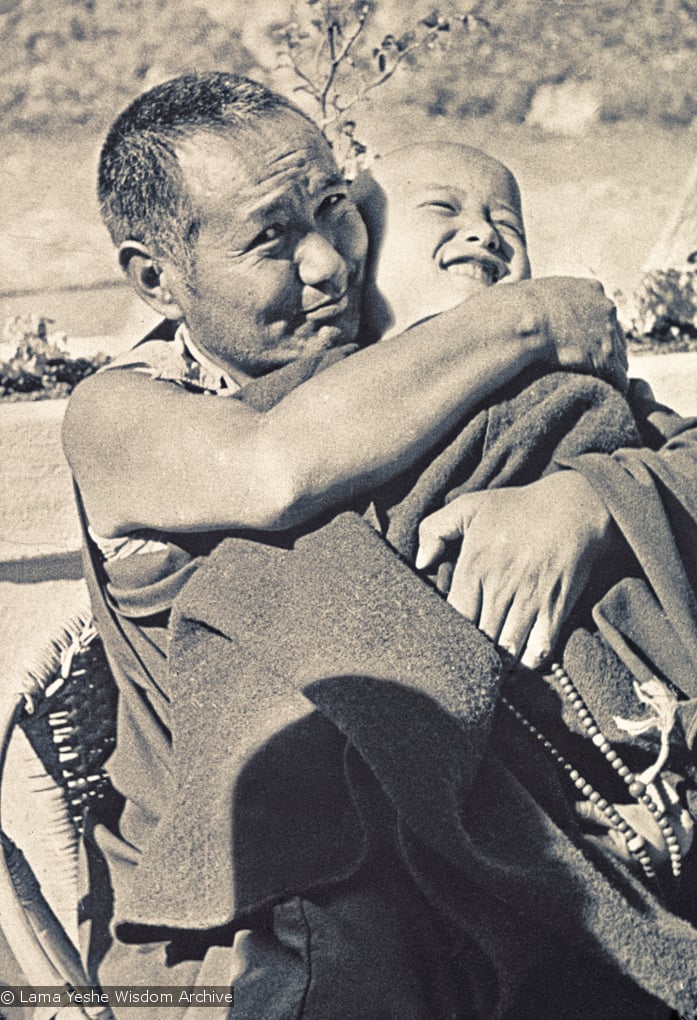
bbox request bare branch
[328,18,338,65]
[319,6,369,122]
[291,63,322,98]
[275,32,321,100]
[274,2,459,173]
[324,25,442,126]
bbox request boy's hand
[520,277,629,393]
[415,471,616,669]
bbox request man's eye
[250,224,284,248]
[317,193,347,215]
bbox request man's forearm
[251,275,627,530]
[255,284,550,529]
[64,278,621,537]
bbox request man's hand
[415,471,616,669]
[522,277,628,393]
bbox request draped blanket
[119,364,697,1014]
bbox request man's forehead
[178,120,339,214]
[244,149,342,214]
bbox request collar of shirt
[175,322,241,396]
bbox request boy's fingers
[575,805,636,859]
[414,533,446,572]
[415,495,479,571]
[519,610,555,670]
[497,607,535,662]
[447,569,483,626]
[478,588,514,647]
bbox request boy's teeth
[445,260,494,282]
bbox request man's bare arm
[63,277,625,537]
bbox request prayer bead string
[503,661,683,881]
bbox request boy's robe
[111,360,697,1014]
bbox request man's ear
[119,241,185,320]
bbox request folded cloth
[134,513,697,1015]
[116,365,697,1014]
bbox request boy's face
[358,144,531,338]
[163,112,367,380]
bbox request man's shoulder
[61,321,179,462]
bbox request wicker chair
[0,608,118,1020]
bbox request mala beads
[503,661,684,882]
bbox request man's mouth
[303,291,350,322]
[439,257,507,285]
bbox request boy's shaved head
[353,142,530,339]
[368,142,520,195]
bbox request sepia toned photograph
[1,1,697,1016]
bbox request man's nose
[296,232,348,294]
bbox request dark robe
[75,334,697,1015]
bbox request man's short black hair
[98,71,312,275]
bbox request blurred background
[3,0,697,341]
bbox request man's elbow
[239,445,320,532]
[241,462,301,531]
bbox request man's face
[168,113,368,380]
[363,144,531,338]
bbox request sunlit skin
[354,143,531,339]
[158,112,368,383]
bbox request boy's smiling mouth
[439,255,508,285]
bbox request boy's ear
[119,241,184,320]
[348,172,391,341]
[349,170,384,242]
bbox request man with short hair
[64,73,659,1017]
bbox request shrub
[626,269,697,351]
[0,315,111,400]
